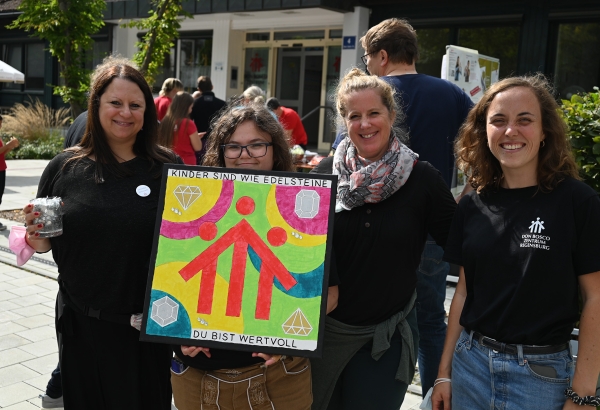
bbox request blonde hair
[334,68,407,141]
[159,78,184,97]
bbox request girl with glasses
[171,103,335,410]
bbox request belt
[472,332,569,355]
[59,285,131,326]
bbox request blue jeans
[416,241,449,396]
[452,330,574,410]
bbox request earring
[541,140,545,148]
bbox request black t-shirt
[444,178,600,345]
[313,157,456,326]
[38,152,176,314]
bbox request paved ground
[0,159,456,409]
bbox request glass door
[276,47,323,147]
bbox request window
[244,48,269,92]
[179,37,212,92]
[274,30,325,41]
[246,32,270,41]
[415,28,450,77]
[2,44,23,90]
[553,22,600,99]
[414,24,520,80]
[458,26,520,79]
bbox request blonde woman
[154,77,184,120]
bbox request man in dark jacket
[190,76,226,164]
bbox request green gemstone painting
[141,165,337,358]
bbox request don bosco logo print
[520,216,551,250]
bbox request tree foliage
[560,87,600,192]
[8,0,106,117]
[124,0,192,86]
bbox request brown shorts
[171,355,312,410]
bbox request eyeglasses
[361,51,376,66]
[221,142,273,159]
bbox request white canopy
[0,60,25,84]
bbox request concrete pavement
[0,159,436,409]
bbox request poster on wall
[141,165,337,358]
[442,45,500,103]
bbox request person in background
[432,75,600,410]
[0,114,19,231]
[154,77,184,121]
[22,56,179,409]
[192,91,202,99]
[357,18,473,397]
[266,97,308,149]
[170,103,333,410]
[242,85,266,104]
[310,68,456,410]
[158,91,202,165]
[62,111,88,148]
[190,76,226,164]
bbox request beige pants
[171,356,312,410]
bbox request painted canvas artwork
[141,165,337,357]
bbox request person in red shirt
[154,78,183,121]
[266,98,308,148]
[0,115,20,231]
[157,92,203,165]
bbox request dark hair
[158,91,194,148]
[196,76,213,93]
[456,73,579,192]
[266,97,281,111]
[203,103,293,172]
[0,114,3,121]
[334,67,407,142]
[67,56,176,182]
[360,18,419,65]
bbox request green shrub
[560,87,600,192]
[4,133,64,160]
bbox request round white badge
[136,185,151,197]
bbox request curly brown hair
[456,73,579,192]
[202,103,294,172]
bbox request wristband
[565,387,600,406]
[434,378,451,387]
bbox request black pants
[59,304,172,410]
[0,170,5,205]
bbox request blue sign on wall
[343,36,356,50]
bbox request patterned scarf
[333,135,418,212]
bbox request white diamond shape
[173,185,202,210]
[151,296,179,327]
[282,308,313,336]
[294,190,320,219]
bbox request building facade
[1,0,599,151]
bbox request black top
[38,152,176,314]
[63,111,88,148]
[312,156,456,325]
[444,178,600,345]
[191,92,226,133]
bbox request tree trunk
[140,0,171,75]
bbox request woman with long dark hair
[21,56,179,409]
[158,91,202,165]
